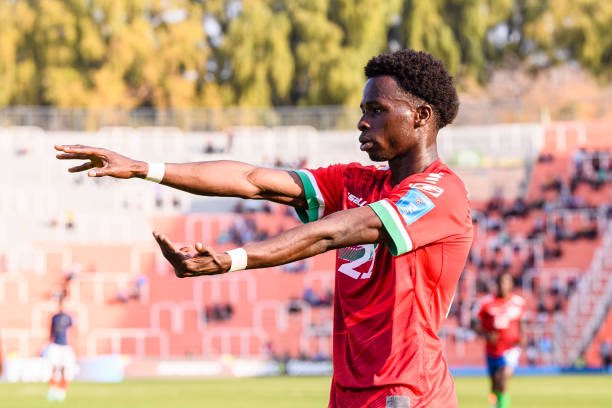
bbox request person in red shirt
[56,49,473,407]
[473,272,527,408]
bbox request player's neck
[388,145,439,185]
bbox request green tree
[0,2,20,106]
[222,0,294,106]
[329,0,401,105]
[285,0,345,105]
[524,0,612,80]
[399,0,461,76]
[444,0,513,81]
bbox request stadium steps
[555,223,612,366]
[584,309,612,367]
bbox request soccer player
[46,300,75,402]
[473,272,527,408]
[56,49,473,407]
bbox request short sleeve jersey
[294,160,473,407]
[51,312,73,346]
[477,294,526,357]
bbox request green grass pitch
[1,375,611,407]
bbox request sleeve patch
[395,188,435,225]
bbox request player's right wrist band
[225,248,248,272]
[145,162,165,183]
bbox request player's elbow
[242,168,267,199]
[318,212,374,251]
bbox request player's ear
[414,105,433,128]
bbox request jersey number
[338,244,377,279]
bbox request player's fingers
[153,232,181,259]
[195,244,223,269]
[157,233,178,251]
[56,153,97,160]
[68,162,96,173]
[55,144,104,155]
[88,165,122,177]
[152,232,175,259]
[202,245,222,266]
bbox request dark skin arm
[54,145,307,207]
[55,144,387,277]
[153,205,386,277]
[472,318,499,345]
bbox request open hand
[55,144,145,178]
[152,231,229,277]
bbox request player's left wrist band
[145,162,165,183]
[225,248,248,272]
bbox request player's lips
[359,136,374,151]
[360,142,374,151]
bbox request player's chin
[366,150,387,162]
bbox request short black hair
[364,49,459,129]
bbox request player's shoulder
[340,162,389,183]
[307,162,382,177]
[477,294,495,309]
[343,162,387,173]
[404,160,468,202]
[509,293,527,306]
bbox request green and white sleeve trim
[368,199,413,256]
[294,169,325,223]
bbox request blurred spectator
[537,152,554,163]
[536,297,548,324]
[262,341,276,360]
[155,186,163,208]
[204,303,234,322]
[287,297,302,314]
[129,274,148,301]
[172,195,181,209]
[282,259,308,273]
[65,210,75,230]
[503,197,529,219]
[526,337,538,366]
[541,175,563,193]
[566,275,577,296]
[485,187,504,214]
[15,146,30,156]
[218,216,268,246]
[113,289,129,304]
[552,217,569,242]
[319,287,333,307]
[538,335,553,364]
[302,287,319,307]
[202,140,224,154]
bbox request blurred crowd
[445,147,611,365]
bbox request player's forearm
[139,161,262,198]
[240,207,383,269]
[137,161,305,206]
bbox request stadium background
[0,1,610,406]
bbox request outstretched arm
[154,205,385,277]
[55,145,306,207]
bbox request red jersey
[477,294,526,357]
[295,159,473,408]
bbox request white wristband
[145,162,165,183]
[225,248,248,272]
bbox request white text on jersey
[348,192,368,207]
